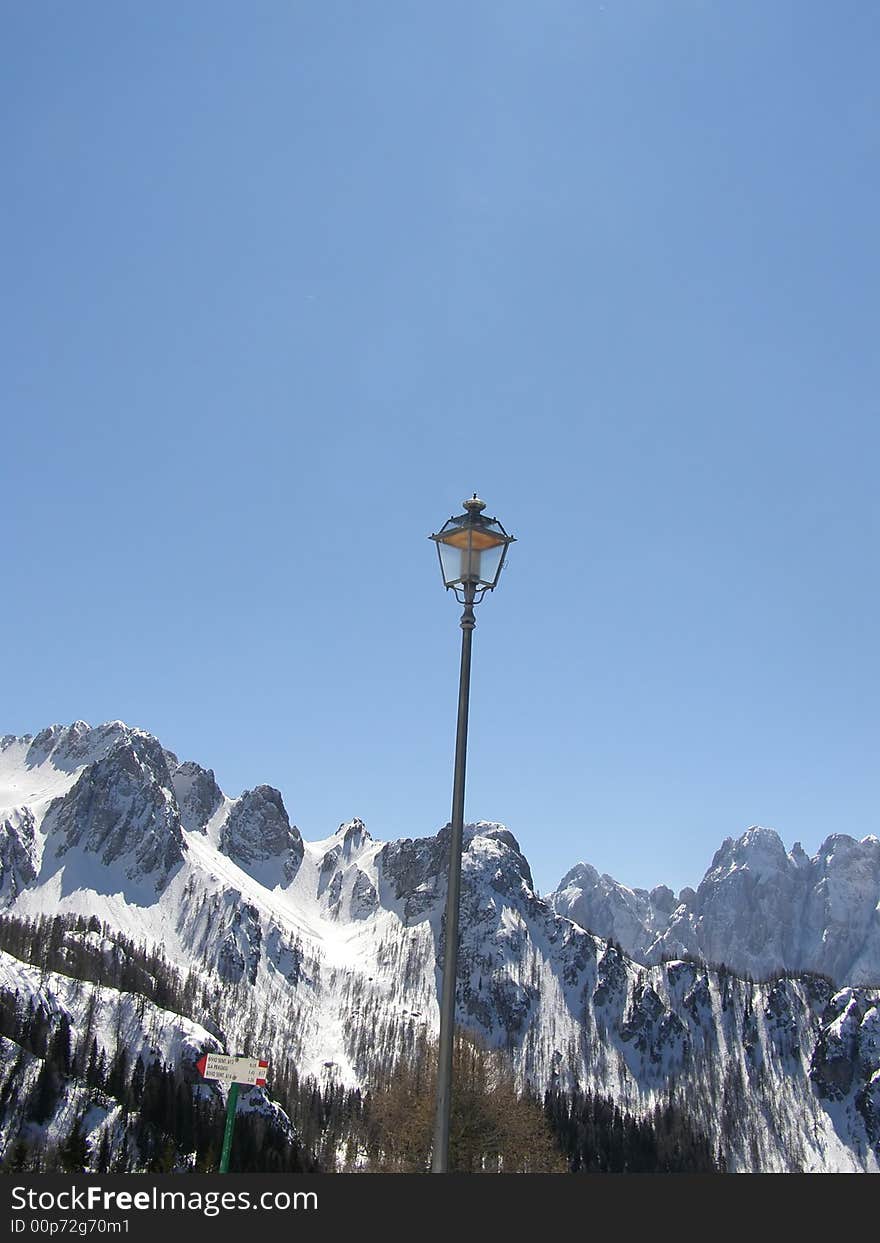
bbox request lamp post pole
[428,496,514,1174]
[430,580,476,1174]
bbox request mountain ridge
[550,824,880,986]
[1,720,878,1172]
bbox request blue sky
[3,2,878,896]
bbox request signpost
[196,1052,269,1173]
[219,1081,239,1174]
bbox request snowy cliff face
[550,826,880,986]
[218,786,304,889]
[316,820,377,920]
[0,808,38,903]
[0,723,185,900]
[41,737,184,896]
[167,759,223,835]
[552,863,676,961]
[1,722,879,1172]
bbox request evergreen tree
[59,1120,92,1173]
[95,1127,112,1174]
[1,1140,34,1172]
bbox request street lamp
[428,494,515,1173]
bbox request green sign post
[219,1081,240,1174]
[196,1052,269,1175]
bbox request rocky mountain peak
[467,821,524,855]
[649,884,676,915]
[334,818,371,858]
[550,860,673,960]
[36,724,185,895]
[463,821,534,895]
[376,820,535,924]
[169,759,224,834]
[791,841,810,866]
[219,785,303,888]
[556,861,600,893]
[24,720,132,773]
[705,825,789,881]
[817,832,879,863]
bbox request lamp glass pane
[477,542,506,587]
[437,535,483,585]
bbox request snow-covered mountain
[1,721,879,1172]
[550,826,880,985]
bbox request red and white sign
[196,1053,269,1086]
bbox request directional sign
[196,1053,269,1086]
